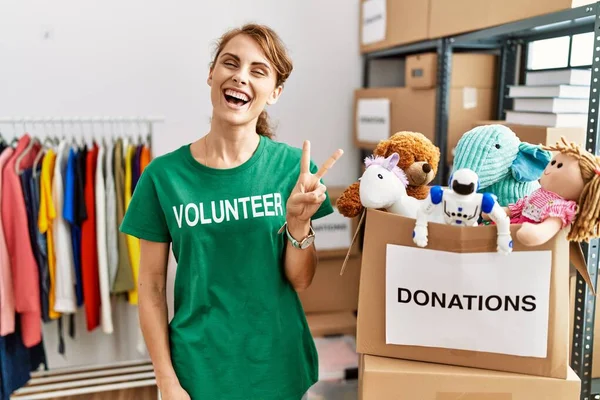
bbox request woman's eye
[224,61,236,67]
[253,70,265,76]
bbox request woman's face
[208,34,282,129]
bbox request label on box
[463,87,478,109]
[385,244,552,358]
[361,0,386,45]
[357,98,390,143]
[313,209,352,251]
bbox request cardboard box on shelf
[299,256,361,313]
[355,88,495,162]
[472,121,587,149]
[360,0,429,54]
[314,187,361,260]
[406,53,497,90]
[306,311,357,338]
[354,209,591,379]
[429,0,595,39]
[359,354,581,400]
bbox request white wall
[0,0,362,369]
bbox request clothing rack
[0,116,165,151]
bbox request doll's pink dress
[508,188,578,227]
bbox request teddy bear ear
[374,139,391,156]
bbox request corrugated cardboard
[406,53,497,90]
[315,187,361,260]
[355,88,495,157]
[356,208,586,378]
[299,256,361,313]
[359,354,581,400]
[473,121,587,149]
[360,0,430,54]
[306,311,357,337]
[429,0,595,39]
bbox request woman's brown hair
[543,137,600,242]
[210,24,293,139]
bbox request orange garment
[1,135,42,347]
[140,145,151,172]
[38,149,60,320]
[81,144,100,331]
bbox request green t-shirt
[120,134,333,399]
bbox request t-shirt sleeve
[119,166,171,243]
[310,160,334,221]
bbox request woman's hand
[286,140,343,224]
[160,382,191,400]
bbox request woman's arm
[138,239,189,399]
[283,218,317,292]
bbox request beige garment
[111,138,135,293]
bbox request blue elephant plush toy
[452,124,553,207]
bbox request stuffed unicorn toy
[359,153,421,219]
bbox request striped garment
[508,188,578,228]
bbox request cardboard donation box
[359,354,581,399]
[307,311,357,338]
[360,0,429,54]
[356,208,584,379]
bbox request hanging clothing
[124,144,140,304]
[0,147,15,337]
[0,322,31,400]
[1,135,42,347]
[81,144,100,331]
[20,166,50,323]
[112,139,134,293]
[95,143,113,334]
[140,145,151,172]
[38,149,60,320]
[52,141,76,314]
[63,147,84,307]
[104,140,119,290]
[131,144,142,192]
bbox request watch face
[301,235,315,249]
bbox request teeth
[225,89,250,102]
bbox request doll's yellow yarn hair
[542,137,600,242]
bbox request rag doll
[506,137,600,247]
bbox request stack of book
[505,68,590,127]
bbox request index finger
[315,149,344,179]
[301,140,311,174]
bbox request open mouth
[223,88,251,109]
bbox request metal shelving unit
[361,3,600,399]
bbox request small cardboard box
[355,209,590,379]
[360,0,430,54]
[359,354,581,399]
[406,53,497,90]
[355,88,495,163]
[306,311,357,338]
[473,121,587,149]
[429,0,595,39]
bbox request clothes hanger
[15,136,40,175]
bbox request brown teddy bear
[336,131,440,218]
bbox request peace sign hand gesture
[286,140,344,224]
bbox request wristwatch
[278,222,316,249]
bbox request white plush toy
[359,153,421,219]
[413,168,513,254]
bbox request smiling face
[208,33,282,129]
[540,152,584,201]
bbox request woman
[120,24,343,400]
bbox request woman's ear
[267,85,283,105]
[207,68,213,87]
